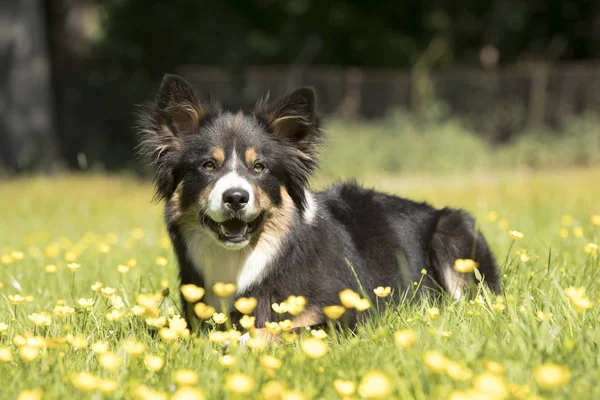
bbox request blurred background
[1,0,600,178]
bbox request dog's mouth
[204,213,264,247]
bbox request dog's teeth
[241,225,248,236]
[220,224,228,236]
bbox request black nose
[222,188,249,210]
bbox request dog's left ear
[260,87,321,158]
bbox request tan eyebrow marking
[212,148,225,164]
[245,147,258,167]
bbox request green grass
[1,168,599,399]
[321,113,600,179]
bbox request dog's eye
[253,163,265,173]
[201,161,216,171]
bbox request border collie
[137,75,499,332]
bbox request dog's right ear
[136,74,206,201]
[155,74,205,136]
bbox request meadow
[1,166,599,399]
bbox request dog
[137,74,500,333]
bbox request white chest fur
[182,227,274,310]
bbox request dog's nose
[222,188,249,211]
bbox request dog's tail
[430,208,500,298]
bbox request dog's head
[137,74,322,249]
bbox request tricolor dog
[137,75,500,332]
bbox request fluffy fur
[137,74,500,330]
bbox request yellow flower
[97,243,110,253]
[519,252,530,263]
[91,341,109,354]
[67,263,81,272]
[171,387,206,400]
[70,335,88,350]
[373,286,391,298]
[106,309,125,321]
[133,385,168,400]
[239,315,256,329]
[272,302,289,314]
[226,373,255,395]
[484,359,506,375]
[279,320,294,332]
[426,307,440,320]
[131,305,146,316]
[0,322,7,333]
[101,287,116,298]
[445,361,473,381]
[260,355,282,371]
[53,305,75,318]
[146,316,167,328]
[561,215,573,226]
[173,369,199,386]
[45,264,57,274]
[159,328,179,343]
[473,373,508,399]
[301,337,328,358]
[584,243,598,256]
[8,294,25,305]
[533,363,571,391]
[19,346,40,361]
[0,347,13,362]
[180,284,205,303]
[234,297,258,315]
[160,279,169,288]
[122,340,146,356]
[28,312,52,327]
[333,379,356,396]
[536,310,553,321]
[247,337,268,350]
[97,378,118,394]
[323,305,346,320]
[1,254,12,264]
[339,289,361,308]
[565,286,586,300]
[98,351,123,372]
[117,264,130,274]
[110,295,125,310]
[156,256,168,266]
[262,381,286,400]
[218,354,238,368]
[212,313,228,324]
[357,371,392,399]
[285,295,307,316]
[355,298,371,311]
[144,354,165,372]
[213,282,236,297]
[486,210,499,222]
[509,230,524,240]
[454,258,479,273]
[16,389,42,400]
[559,228,569,238]
[169,315,188,334]
[194,303,216,320]
[423,350,448,372]
[573,227,584,238]
[572,296,593,313]
[265,321,282,335]
[394,329,417,349]
[311,329,328,339]
[591,214,600,226]
[282,390,305,400]
[71,372,98,392]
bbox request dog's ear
[156,74,205,136]
[136,74,207,201]
[261,87,321,158]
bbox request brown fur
[245,147,258,167]
[212,148,225,165]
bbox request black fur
[137,74,500,331]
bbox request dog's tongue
[220,219,248,237]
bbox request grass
[321,113,600,179]
[1,167,599,399]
